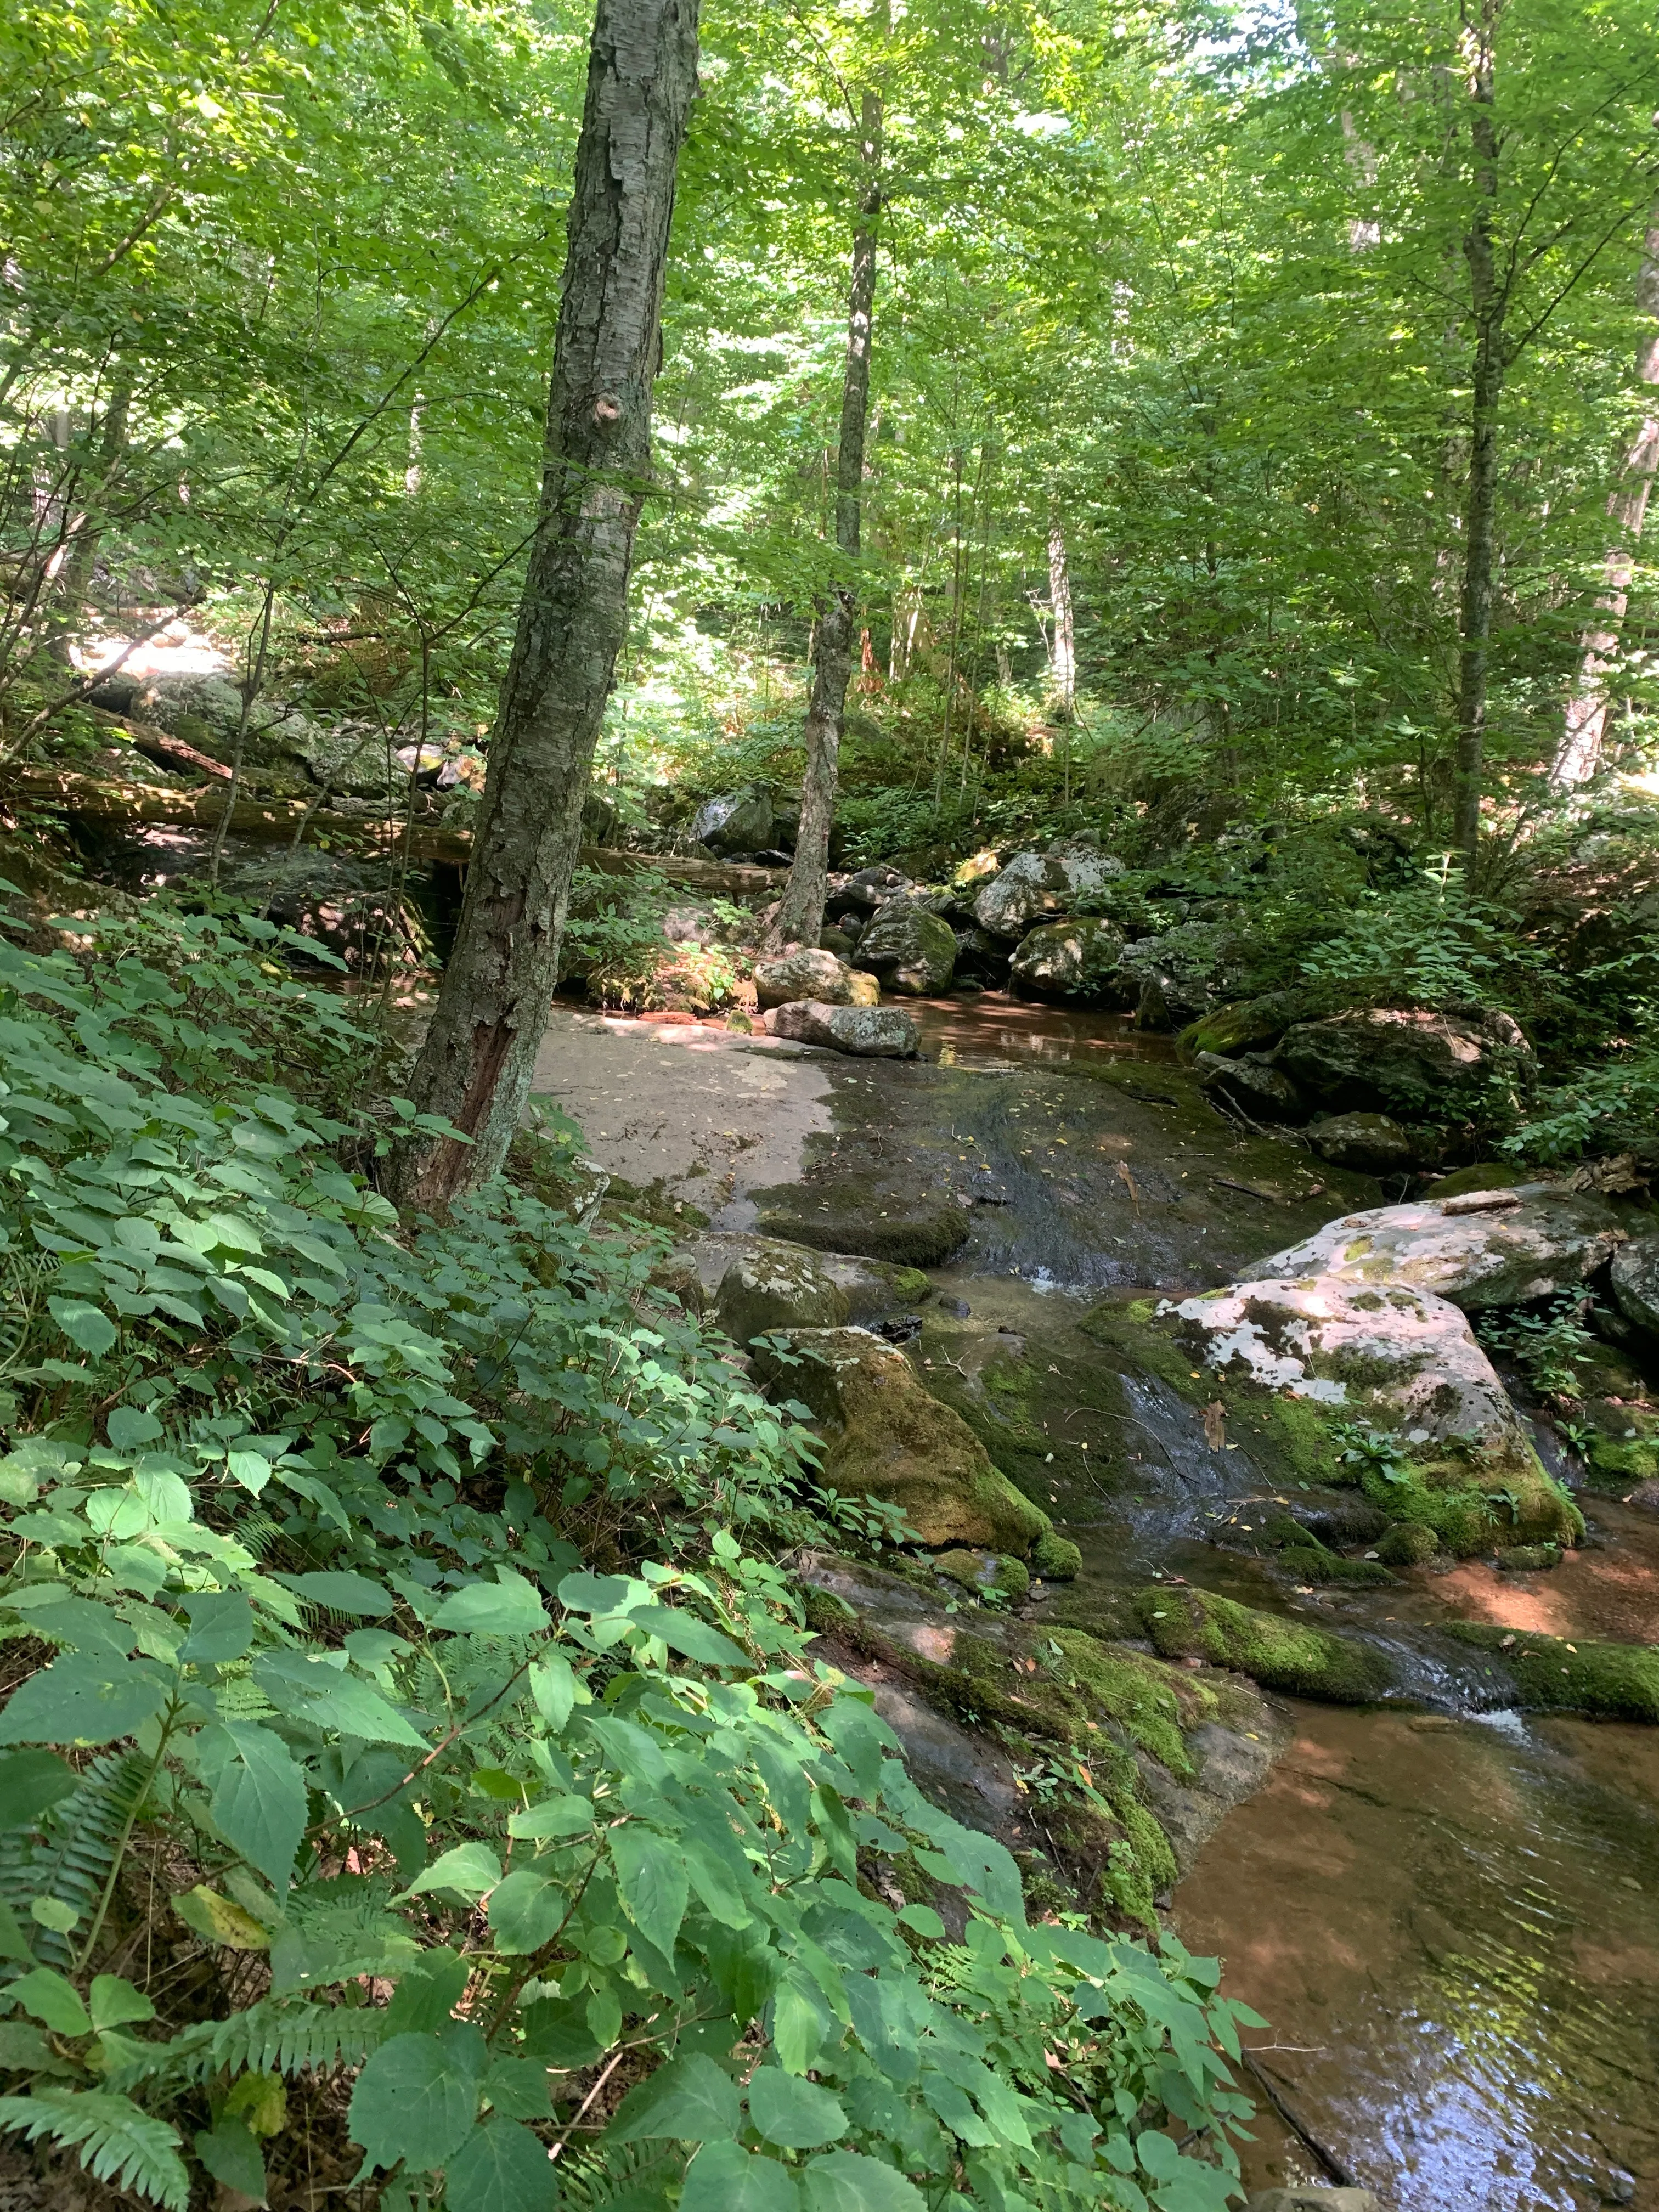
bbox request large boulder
[769,1001,920,1057]
[1237,1185,1628,1310]
[826,865,911,921]
[1194,1051,1307,1122]
[1157,1276,1579,1552]
[755,1328,1053,1554]
[1008,917,1127,1002]
[753,949,879,1009]
[852,900,956,994]
[1611,1235,1659,1340]
[1115,921,1244,1030]
[716,1240,851,1345]
[1306,1111,1416,1171]
[1275,1005,1534,1119]
[972,847,1122,941]
[692,786,777,855]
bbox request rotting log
[2,765,785,894]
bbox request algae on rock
[1445,1622,1659,1720]
[1135,1584,1396,1702]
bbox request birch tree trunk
[1451,15,1504,864]
[1552,202,1659,789]
[387,0,699,1209]
[1046,507,1075,718]
[766,81,882,953]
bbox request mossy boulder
[933,1548,1030,1601]
[769,1002,921,1057]
[853,900,957,994]
[755,1328,1054,1554]
[1496,1543,1561,1572]
[1444,1622,1659,1719]
[1276,1005,1535,1119]
[1306,1113,1417,1172]
[1431,1161,1530,1198]
[1136,1585,1394,1702]
[1278,1547,1391,1587]
[715,1239,851,1346]
[1376,1522,1438,1566]
[1179,986,1345,1064]
[1031,1530,1082,1581]
[1008,918,1128,1004]
[754,949,879,1009]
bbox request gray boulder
[754,949,879,1009]
[1307,1111,1416,1171]
[853,900,956,994]
[826,865,911,919]
[1237,1184,1628,1309]
[1611,1235,1659,1339]
[972,847,1121,940]
[951,924,1012,981]
[131,670,246,740]
[1195,1051,1307,1122]
[769,1001,920,1057]
[1276,1005,1534,1119]
[1008,917,1127,1002]
[715,1239,851,1345]
[692,786,776,855]
[1116,921,1244,1030]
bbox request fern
[559,2138,682,2212]
[0,2089,190,2211]
[108,1998,386,2091]
[0,1752,149,1968]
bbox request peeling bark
[387,0,701,1207]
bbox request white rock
[768,1001,919,1057]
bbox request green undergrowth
[1444,1623,1659,1720]
[0,904,1259,2212]
[1133,1587,1395,1704]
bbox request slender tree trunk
[1046,505,1075,718]
[1553,203,1659,789]
[766,81,883,953]
[50,368,134,654]
[1451,26,1504,865]
[388,0,700,1209]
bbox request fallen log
[3,765,786,895]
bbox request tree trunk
[1451,35,1503,865]
[51,367,135,656]
[1046,507,1075,718]
[1552,202,1659,788]
[387,0,700,1209]
[766,83,882,953]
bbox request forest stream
[540,993,1659,2212]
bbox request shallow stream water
[887,994,1659,2211]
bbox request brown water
[884,992,1659,2212]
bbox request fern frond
[0,1752,149,1967]
[558,2137,681,2212]
[0,2088,190,2211]
[106,1999,386,2092]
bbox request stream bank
[533,988,1659,2211]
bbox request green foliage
[1478,1295,1600,1406]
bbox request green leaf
[204,1724,307,1889]
[0,1652,170,1747]
[770,1974,828,2077]
[0,1901,35,1962]
[609,1826,687,1958]
[30,1896,80,1933]
[487,1869,567,1955]
[895,1905,945,1940]
[178,1593,255,1665]
[173,1886,272,1951]
[348,2024,486,2174]
[802,2151,926,2212]
[482,2058,551,2121]
[90,1977,155,2032]
[253,1654,427,1747]
[682,2141,802,2212]
[385,1948,470,2036]
[557,1572,635,1615]
[747,2069,847,2150]
[445,2117,558,2212]
[11,1967,92,2035]
[627,1606,748,1669]
[607,2053,741,2143]
[194,2118,267,2203]
[432,1571,549,1637]
[527,1655,580,1734]
[507,1793,593,1842]
[274,1571,393,1618]
[48,1299,117,1357]
[398,1842,501,1903]
[106,1408,164,1451]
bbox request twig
[547,2048,629,2160]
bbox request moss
[1445,1622,1659,1719]
[1135,1584,1395,1703]
[1031,1531,1082,1581]
[890,1267,932,1302]
[756,1175,971,1268]
[1495,1543,1561,1572]
[1354,1438,1582,1556]
[933,1548,1030,1600]
[1177,985,1347,1063]
[1376,1521,1438,1565]
[1278,1545,1391,1587]
[1430,1162,1530,1197]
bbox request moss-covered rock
[1376,1521,1438,1565]
[755,1176,970,1268]
[1278,1546,1391,1587]
[714,1238,851,1346]
[1135,1584,1395,1702]
[1031,1530,1082,1581]
[933,1548,1030,1601]
[755,1328,1054,1553]
[1178,986,1347,1063]
[1445,1622,1659,1719]
[1495,1543,1561,1572]
[1430,1162,1531,1197]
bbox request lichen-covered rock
[1195,1051,1307,1122]
[933,1548,1031,1601]
[1008,917,1127,1003]
[853,900,956,994]
[972,848,1122,941]
[1276,1004,1534,1118]
[692,785,778,855]
[1237,1186,1628,1309]
[1611,1234,1659,1340]
[1444,1622,1659,1720]
[1307,1111,1417,1171]
[715,1239,851,1346]
[754,949,879,1009]
[1136,1585,1393,1702]
[1158,1276,1580,1552]
[754,1328,1054,1554]
[768,1001,920,1057]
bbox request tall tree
[388,0,701,1207]
[1554,202,1659,789]
[766,43,885,953]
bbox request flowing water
[882,993,1659,2211]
